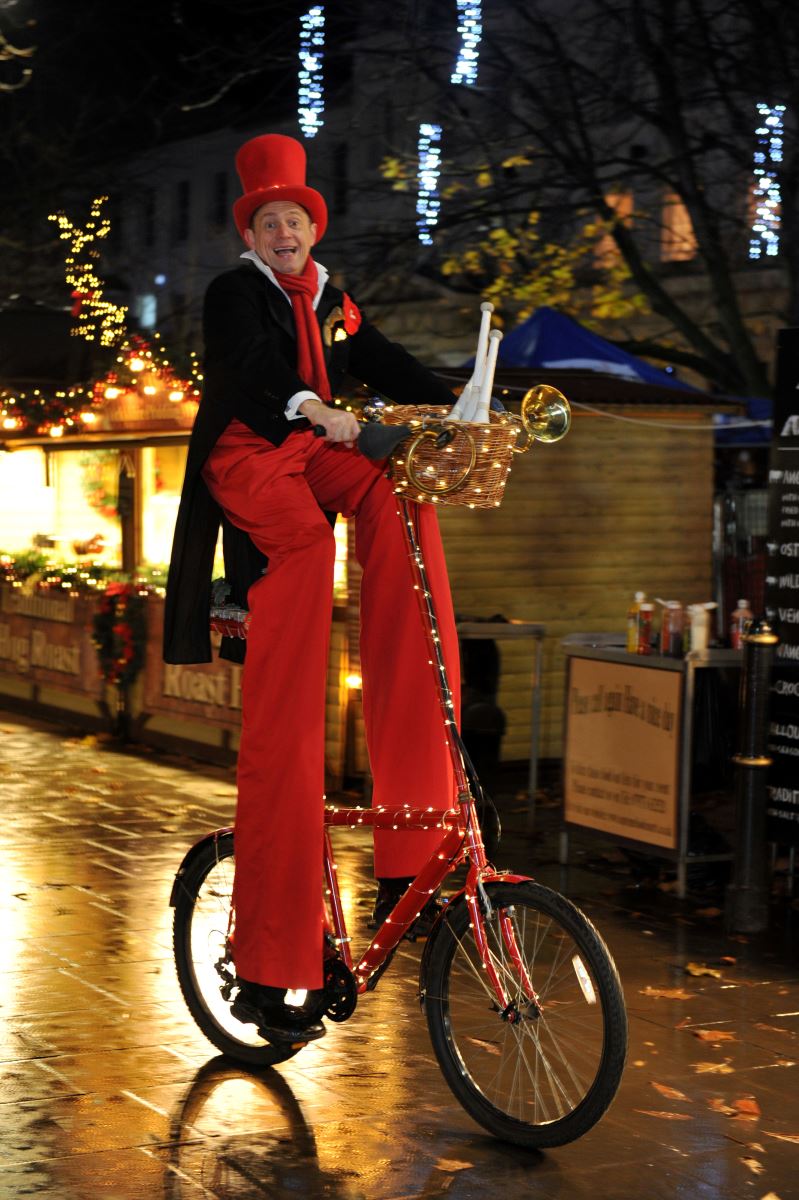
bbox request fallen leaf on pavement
[436,1159,473,1172]
[759,1192,784,1200]
[720,956,737,965]
[685,962,723,978]
[692,1029,738,1042]
[740,1156,765,1176]
[734,1097,761,1117]
[695,906,722,918]
[693,1060,735,1074]
[754,1023,790,1034]
[765,1131,799,1144]
[640,986,696,1000]
[651,1081,690,1101]
[466,1037,500,1056]
[634,1110,693,1121]
[708,1098,737,1115]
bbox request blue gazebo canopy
[484,306,771,444]
[494,306,692,390]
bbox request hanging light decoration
[298,6,325,138]
[749,102,785,260]
[416,123,443,246]
[451,1,482,86]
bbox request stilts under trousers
[202,421,461,990]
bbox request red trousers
[202,423,461,989]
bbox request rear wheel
[172,831,303,1066]
[422,880,627,1147]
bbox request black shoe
[368,878,444,941]
[231,980,326,1044]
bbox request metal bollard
[725,616,779,933]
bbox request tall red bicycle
[170,381,627,1150]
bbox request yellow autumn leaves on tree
[379,153,651,329]
[441,212,651,327]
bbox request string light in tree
[417,123,443,246]
[48,196,128,345]
[451,1,482,86]
[749,102,785,260]
[298,6,325,138]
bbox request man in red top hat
[164,133,461,1044]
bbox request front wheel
[422,881,627,1148]
[172,831,302,1067]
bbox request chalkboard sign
[765,327,799,841]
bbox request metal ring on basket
[404,426,477,496]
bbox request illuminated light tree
[48,196,128,347]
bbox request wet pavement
[2,708,799,1200]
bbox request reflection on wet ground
[1,709,798,1199]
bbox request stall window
[140,445,187,568]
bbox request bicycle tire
[172,831,303,1067]
[422,880,627,1148]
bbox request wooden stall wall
[437,407,715,761]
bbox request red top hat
[232,134,328,242]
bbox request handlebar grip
[312,424,326,438]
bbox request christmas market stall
[0,332,354,778]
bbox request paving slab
[1,710,798,1200]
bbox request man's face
[245,201,317,275]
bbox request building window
[173,180,191,244]
[661,192,697,262]
[210,171,228,229]
[594,191,633,267]
[136,294,157,329]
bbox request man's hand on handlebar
[299,398,361,447]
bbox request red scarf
[277,257,332,402]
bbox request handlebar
[313,419,457,461]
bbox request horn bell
[520,384,571,443]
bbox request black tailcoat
[163,261,455,664]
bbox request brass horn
[521,384,571,442]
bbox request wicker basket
[375,404,521,509]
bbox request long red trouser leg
[203,429,332,990]
[303,448,461,879]
[202,427,461,988]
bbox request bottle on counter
[637,602,655,655]
[730,598,754,649]
[658,600,684,658]
[685,602,717,652]
[626,591,646,653]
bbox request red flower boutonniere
[342,294,362,335]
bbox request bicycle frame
[323,498,538,1015]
